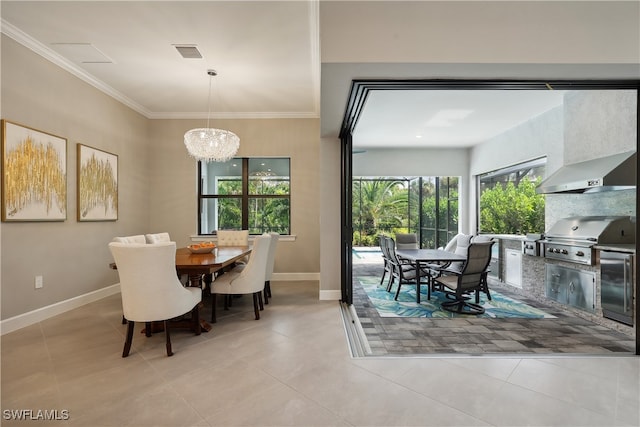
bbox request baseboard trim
[320,290,342,300]
[272,272,320,281]
[1,272,327,335]
[1,284,121,335]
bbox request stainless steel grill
[540,216,635,265]
[522,233,543,256]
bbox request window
[352,176,458,248]
[477,158,546,234]
[198,158,290,235]
[419,176,459,249]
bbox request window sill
[190,234,297,243]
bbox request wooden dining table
[110,245,252,332]
[395,249,466,304]
[175,245,252,287]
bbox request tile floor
[2,281,640,426]
[353,273,636,356]
[353,253,636,356]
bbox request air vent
[174,45,202,59]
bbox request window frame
[197,157,291,235]
[351,175,459,248]
[476,157,546,235]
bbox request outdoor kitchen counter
[595,243,636,254]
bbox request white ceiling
[1,1,320,119]
[2,1,637,149]
[354,90,566,148]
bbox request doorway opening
[339,79,640,355]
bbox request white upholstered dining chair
[263,232,279,304]
[209,234,271,323]
[216,229,250,265]
[145,232,171,243]
[112,234,148,324]
[216,229,249,246]
[108,241,202,357]
[112,234,146,244]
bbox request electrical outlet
[35,275,43,289]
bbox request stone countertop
[595,244,636,254]
[484,234,527,241]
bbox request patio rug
[359,276,556,319]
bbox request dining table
[175,245,252,287]
[395,248,466,304]
[110,245,252,332]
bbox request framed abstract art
[1,120,67,221]
[77,144,118,221]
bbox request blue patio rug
[359,276,556,319]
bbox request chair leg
[192,306,201,335]
[252,292,260,320]
[164,320,173,357]
[441,292,485,315]
[122,320,135,358]
[121,315,127,325]
[211,293,217,323]
[380,269,387,286]
[266,280,272,298]
[387,276,395,293]
[145,322,152,337]
[483,279,492,301]
[394,282,402,300]
[263,280,269,305]
[258,292,264,311]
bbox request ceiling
[0,1,634,149]
[353,89,565,148]
[1,1,320,119]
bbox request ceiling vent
[174,45,202,59]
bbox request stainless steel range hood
[536,150,636,194]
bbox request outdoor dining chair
[431,240,495,314]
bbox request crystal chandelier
[184,70,240,162]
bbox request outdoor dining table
[395,249,466,304]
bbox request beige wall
[1,36,321,321]
[1,35,150,319]
[319,137,341,298]
[148,118,321,274]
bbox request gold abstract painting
[77,144,118,221]
[1,120,67,221]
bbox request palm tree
[353,178,408,245]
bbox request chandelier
[184,70,240,162]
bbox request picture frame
[77,144,118,221]
[1,120,67,221]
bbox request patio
[350,249,635,356]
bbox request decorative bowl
[187,243,216,254]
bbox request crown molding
[148,111,320,120]
[1,19,153,118]
[1,10,321,121]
